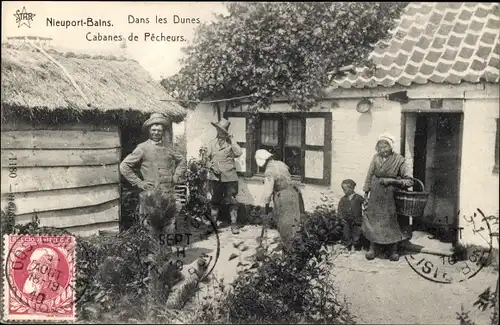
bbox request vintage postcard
[1,1,499,324]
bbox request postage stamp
[3,234,76,321]
[405,209,495,284]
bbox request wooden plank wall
[1,124,121,236]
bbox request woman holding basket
[362,133,413,261]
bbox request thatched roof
[1,43,186,122]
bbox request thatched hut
[1,42,186,236]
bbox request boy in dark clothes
[338,179,365,251]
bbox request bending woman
[362,133,413,261]
[255,149,305,252]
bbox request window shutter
[223,112,248,176]
[303,113,332,185]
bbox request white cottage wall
[459,95,499,249]
[330,98,402,201]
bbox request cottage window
[494,118,499,173]
[257,115,303,177]
[224,111,332,185]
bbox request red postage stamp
[3,234,76,321]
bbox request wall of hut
[1,122,121,236]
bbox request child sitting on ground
[338,179,365,252]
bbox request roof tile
[410,50,426,64]
[480,32,497,45]
[331,3,500,89]
[435,62,453,74]
[447,34,463,48]
[410,25,424,39]
[419,62,435,75]
[469,20,486,32]
[485,17,500,30]
[401,38,417,53]
[425,50,443,63]
[489,56,500,71]
[405,63,420,76]
[476,46,493,60]
[464,34,480,47]
[437,24,453,37]
[470,59,487,72]
[431,36,447,49]
[493,44,500,56]
[474,6,490,19]
[413,75,428,84]
[424,24,439,37]
[415,36,433,49]
[442,48,459,61]
[395,52,408,67]
[443,12,458,23]
[449,3,463,11]
[452,60,469,73]
[429,74,447,83]
[446,74,462,84]
[458,47,475,60]
[458,8,474,21]
[452,22,469,35]
[429,12,444,26]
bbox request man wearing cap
[120,113,186,231]
[206,118,242,234]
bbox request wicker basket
[394,177,429,218]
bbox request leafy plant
[162,2,407,112]
[457,213,499,325]
[184,147,212,223]
[195,204,353,324]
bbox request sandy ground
[178,225,498,325]
[331,249,497,325]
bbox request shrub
[195,203,354,324]
[184,147,212,223]
[456,213,499,325]
[1,207,186,323]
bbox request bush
[1,207,187,323]
[456,213,499,325]
[196,203,354,324]
[184,147,212,223]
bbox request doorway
[405,112,463,244]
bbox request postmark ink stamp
[156,211,221,282]
[405,209,495,284]
[3,234,76,321]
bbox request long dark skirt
[362,181,409,244]
[273,186,305,251]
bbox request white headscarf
[255,149,273,167]
[377,133,395,150]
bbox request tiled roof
[332,2,500,89]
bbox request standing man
[120,113,186,233]
[206,118,242,235]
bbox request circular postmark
[4,233,91,317]
[405,209,495,284]
[156,212,221,282]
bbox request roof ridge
[1,42,132,62]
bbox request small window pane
[261,119,279,145]
[284,146,302,176]
[286,118,303,147]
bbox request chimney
[119,39,128,58]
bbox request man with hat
[120,113,186,231]
[206,118,243,234]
